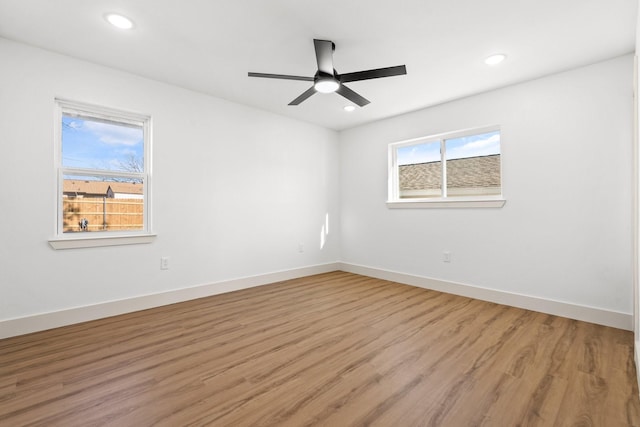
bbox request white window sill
[386,198,506,209]
[49,233,156,250]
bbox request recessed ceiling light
[105,13,134,30]
[484,53,507,66]
[344,105,356,112]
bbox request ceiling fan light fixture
[484,53,507,66]
[314,78,339,93]
[105,13,134,30]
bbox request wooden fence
[63,197,143,232]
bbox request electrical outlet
[443,251,451,263]
[160,256,170,270]
[298,243,304,253]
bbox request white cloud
[459,134,499,152]
[118,148,138,157]
[83,121,143,146]
[448,133,500,159]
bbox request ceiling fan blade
[336,84,370,107]
[314,39,335,75]
[248,72,314,82]
[339,65,407,83]
[289,86,317,105]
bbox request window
[388,126,505,208]
[50,100,154,249]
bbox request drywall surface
[0,38,340,321]
[339,54,634,315]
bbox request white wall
[0,38,340,323]
[634,6,640,382]
[0,36,634,335]
[340,55,634,316]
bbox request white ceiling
[0,0,636,130]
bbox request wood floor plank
[0,271,638,426]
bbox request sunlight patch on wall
[320,213,330,249]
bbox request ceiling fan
[248,39,407,107]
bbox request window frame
[49,99,155,249]
[387,125,506,209]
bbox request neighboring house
[399,154,501,198]
[108,182,144,199]
[63,180,144,199]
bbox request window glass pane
[445,130,501,197]
[62,174,144,233]
[62,114,144,172]
[397,141,442,198]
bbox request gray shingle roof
[399,154,500,191]
[63,180,143,196]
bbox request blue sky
[397,130,500,165]
[62,115,144,171]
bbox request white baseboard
[0,262,340,340]
[338,262,633,331]
[2,261,632,339]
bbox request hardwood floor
[1,271,639,426]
